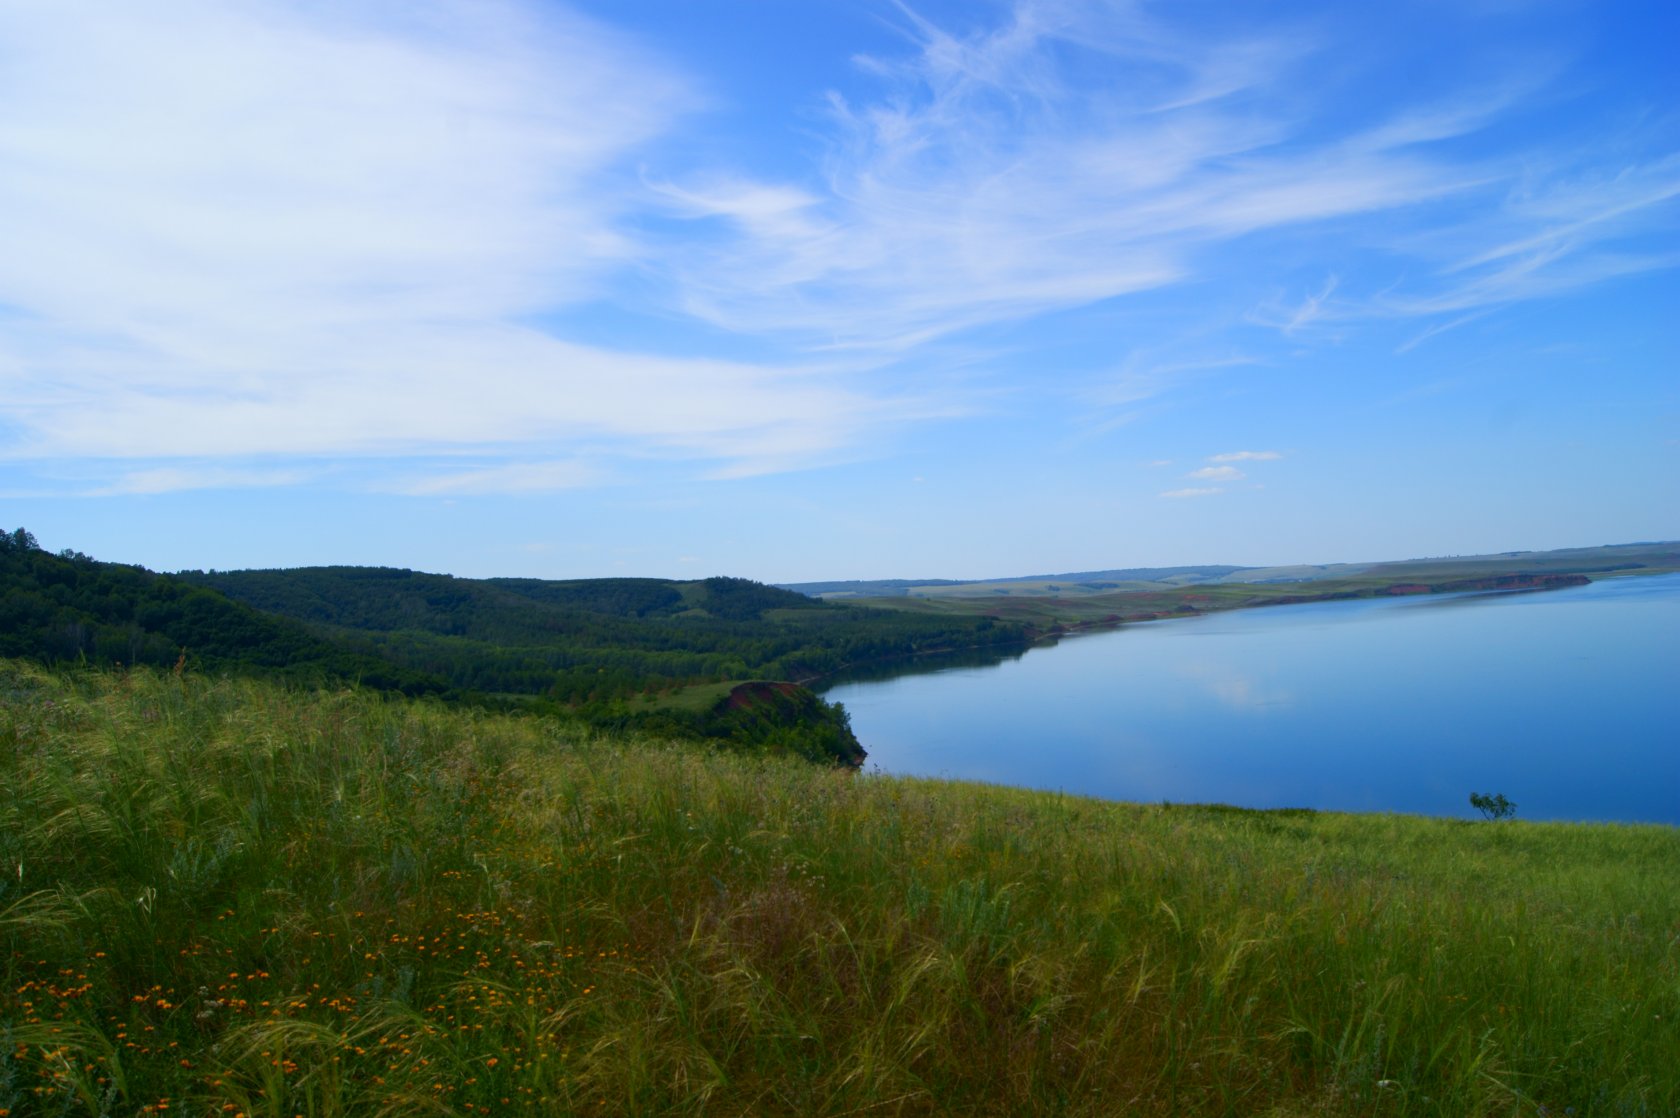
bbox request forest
[0,529,448,695]
[173,563,1029,703]
[0,528,1031,762]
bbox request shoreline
[804,570,1599,689]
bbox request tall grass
[1,660,1675,1116]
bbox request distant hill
[784,566,1249,598]
[2,528,1037,766]
[0,528,448,694]
[0,527,1034,704]
[780,543,1680,600]
[178,566,825,640]
[12,526,1673,719]
[175,565,1028,703]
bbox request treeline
[2,530,1031,709]
[179,565,1028,704]
[0,529,449,695]
[597,682,867,768]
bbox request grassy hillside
[3,662,1674,1116]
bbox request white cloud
[1209,451,1283,462]
[1089,355,1259,410]
[394,460,602,496]
[1395,311,1493,354]
[1187,465,1244,481]
[0,1,679,324]
[1,0,1673,498]
[1270,276,1340,336]
[659,4,1676,360]
[7,327,909,465]
[90,465,315,496]
[1351,76,1553,154]
[1256,155,1680,336]
[1160,486,1223,499]
[653,3,1502,352]
[1380,157,1680,320]
[1444,159,1680,279]
[0,0,925,489]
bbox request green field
[839,544,1680,632]
[788,543,1680,604]
[843,575,1536,629]
[4,662,1675,1116]
[639,680,747,713]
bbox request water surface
[820,574,1680,823]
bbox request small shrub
[1469,791,1517,821]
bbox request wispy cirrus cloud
[7,327,914,471]
[1376,156,1680,332]
[1252,154,1680,344]
[1187,465,1244,482]
[658,1,1678,376]
[2,0,1673,502]
[90,465,317,496]
[391,460,602,497]
[656,3,1504,352]
[1089,355,1261,411]
[1160,486,1223,499]
[1271,276,1340,336]
[1209,451,1283,463]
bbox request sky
[1,0,1676,582]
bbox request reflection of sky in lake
[825,574,1680,823]
[1171,660,1294,712]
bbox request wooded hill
[0,528,1029,763]
[0,529,448,695]
[173,564,1027,703]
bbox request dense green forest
[0,528,449,695]
[0,528,1031,763]
[175,563,1029,703]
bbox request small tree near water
[1469,791,1516,821]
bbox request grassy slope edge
[3,662,1674,1117]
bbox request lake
[819,572,1680,824]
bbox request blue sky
[2,0,1676,580]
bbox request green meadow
[3,661,1676,1116]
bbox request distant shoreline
[807,569,1608,689]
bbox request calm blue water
[821,574,1680,824]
